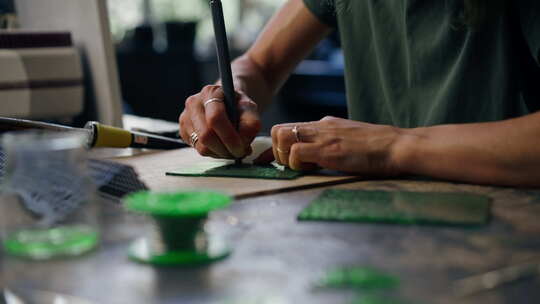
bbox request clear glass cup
[0,131,100,303]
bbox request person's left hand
[256,116,405,176]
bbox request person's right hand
[179,85,261,159]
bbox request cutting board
[108,148,362,199]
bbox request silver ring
[190,132,199,147]
[292,125,301,143]
[203,98,223,107]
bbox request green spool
[123,191,232,266]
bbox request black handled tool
[210,0,238,129]
[210,0,242,164]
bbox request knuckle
[178,112,185,124]
[198,129,214,147]
[289,160,300,171]
[321,116,339,124]
[202,84,220,95]
[271,125,280,138]
[201,85,213,92]
[277,127,290,141]
[185,96,198,108]
[239,99,258,109]
[246,119,261,135]
[207,112,225,129]
[179,132,188,143]
[290,144,301,156]
[179,115,187,129]
[325,141,342,154]
[197,145,212,157]
[320,145,343,166]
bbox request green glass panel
[298,189,490,226]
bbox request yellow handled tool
[0,117,188,150]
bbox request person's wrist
[388,127,427,176]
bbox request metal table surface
[2,179,540,304]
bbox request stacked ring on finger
[292,125,301,143]
[190,132,199,147]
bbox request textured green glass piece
[124,191,231,217]
[3,225,99,260]
[317,267,399,290]
[166,161,302,180]
[298,189,490,226]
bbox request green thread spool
[123,191,232,266]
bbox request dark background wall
[0,0,14,14]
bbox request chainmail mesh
[0,147,147,213]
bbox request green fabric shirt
[303,0,540,127]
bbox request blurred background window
[107,0,345,130]
[108,0,286,52]
[107,0,290,123]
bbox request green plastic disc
[128,237,230,266]
[124,191,232,217]
[3,225,99,260]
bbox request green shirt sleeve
[303,0,337,27]
[517,0,540,64]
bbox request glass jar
[0,130,100,303]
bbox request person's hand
[179,85,261,159]
[269,116,404,176]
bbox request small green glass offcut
[166,161,303,180]
[317,267,400,290]
[3,225,99,260]
[298,189,491,226]
[123,191,233,266]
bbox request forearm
[225,0,331,112]
[394,112,540,187]
[229,54,274,111]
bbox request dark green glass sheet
[317,267,399,290]
[166,161,303,180]
[298,189,491,226]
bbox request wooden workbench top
[108,147,363,198]
[3,178,538,303]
